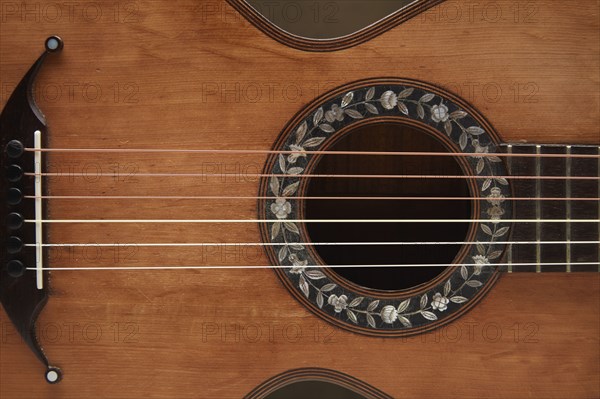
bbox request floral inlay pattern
[261,83,511,331]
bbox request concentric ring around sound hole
[304,123,472,291]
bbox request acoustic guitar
[1,1,598,398]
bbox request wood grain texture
[0,0,599,398]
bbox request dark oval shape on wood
[227,0,446,51]
[245,368,393,399]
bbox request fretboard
[500,143,599,273]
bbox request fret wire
[598,146,600,273]
[24,261,600,271]
[566,146,572,273]
[536,145,542,273]
[507,144,514,273]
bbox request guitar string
[24,241,599,247]
[23,219,600,224]
[22,195,600,201]
[23,147,600,159]
[19,149,598,264]
[22,172,600,180]
[25,262,600,271]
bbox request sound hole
[305,123,472,291]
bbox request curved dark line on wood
[244,368,393,399]
[226,0,446,52]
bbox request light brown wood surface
[0,0,599,398]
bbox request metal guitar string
[21,195,600,201]
[25,262,600,271]
[22,172,600,180]
[17,147,598,272]
[21,147,600,201]
[22,147,600,158]
[22,219,600,223]
[23,241,600,247]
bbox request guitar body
[0,1,598,398]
